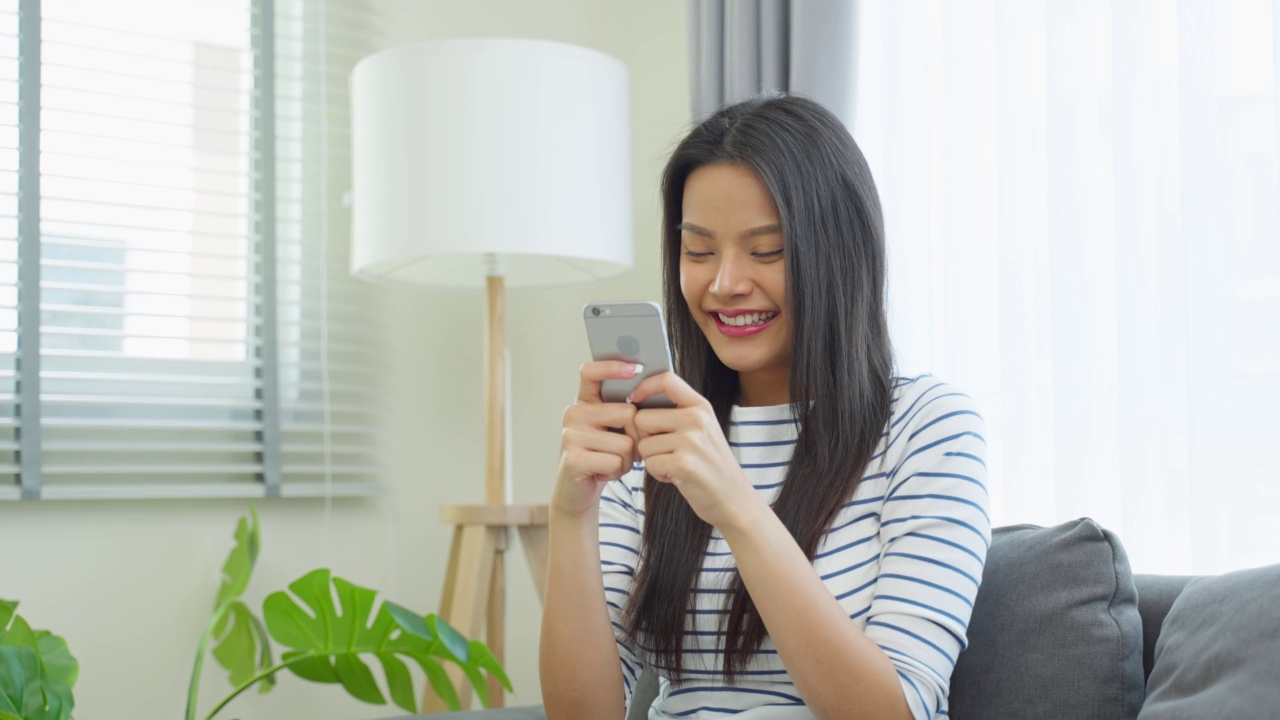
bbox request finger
[633,408,694,438]
[562,427,635,462]
[629,370,709,410]
[635,431,681,459]
[577,361,644,403]
[571,449,632,482]
[563,401,638,433]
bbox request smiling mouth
[715,311,778,327]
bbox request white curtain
[852,0,1280,575]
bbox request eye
[752,250,784,259]
[682,247,712,259]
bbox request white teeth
[717,312,776,327]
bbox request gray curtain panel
[688,0,858,125]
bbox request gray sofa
[392,519,1280,720]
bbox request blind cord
[317,0,335,567]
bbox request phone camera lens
[591,306,601,316]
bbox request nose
[709,251,753,299]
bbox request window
[1,0,386,500]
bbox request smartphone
[583,301,676,409]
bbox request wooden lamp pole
[421,269,550,712]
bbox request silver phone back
[583,301,676,408]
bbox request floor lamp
[349,39,632,710]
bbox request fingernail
[629,363,644,376]
[625,392,634,403]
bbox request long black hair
[621,94,895,680]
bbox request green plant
[0,599,78,720]
[186,507,511,720]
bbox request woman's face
[679,162,792,404]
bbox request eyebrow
[678,222,782,239]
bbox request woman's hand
[551,361,644,519]
[630,372,760,531]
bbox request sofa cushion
[948,518,1144,720]
[1136,563,1280,719]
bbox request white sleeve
[866,386,991,720]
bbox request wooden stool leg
[420,525,499,712]
[486,527,508,707]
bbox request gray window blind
[4,0,385,501]
[0,3,16,500]
[275,0,385,498]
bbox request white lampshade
[349,38,633,289]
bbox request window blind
[0,3,16,500]
[5,0,385,500]
[275,0,385,497]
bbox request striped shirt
[598,375,990,720]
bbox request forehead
[681,162,780,222]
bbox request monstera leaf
[209,508,274,694]
[0,600,76,720]
[190,510,513,720]
[263,569,511,713]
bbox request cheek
[678,265,698,306]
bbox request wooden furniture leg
[419,504,550,712]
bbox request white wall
[0,1,688,718]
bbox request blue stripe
[729,418,796,426]
[601,540,640,556]
[877,595,969,647]
[890,431,987,481]
[908,411,983,443]
[605,586,631,598]
[601,494,641,514]
[882,645,949,688]
[877,573,974,607]
[668,686,804,703]
[886,471,987,500]
[883,551,980,587]
[730,439,797,447]
[891,530,986,565]
[943,451,986,468]
[868,619,956,665]
[815,533,875,559]
[601,560,635,573]
[753,481,783,490]
[880,514,989,549]
[889,382,952,430]
[826,510,879,535]
[897,669,930,718]
[741,460,791,469]
[835,576,877,601]
[842,495,882,509]
[600,522,642,536]
[885,492,989,522]
[819,551,878,581]
[672,703,804,717]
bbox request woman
[541,94,989,720]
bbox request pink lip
[710,311,778,338]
